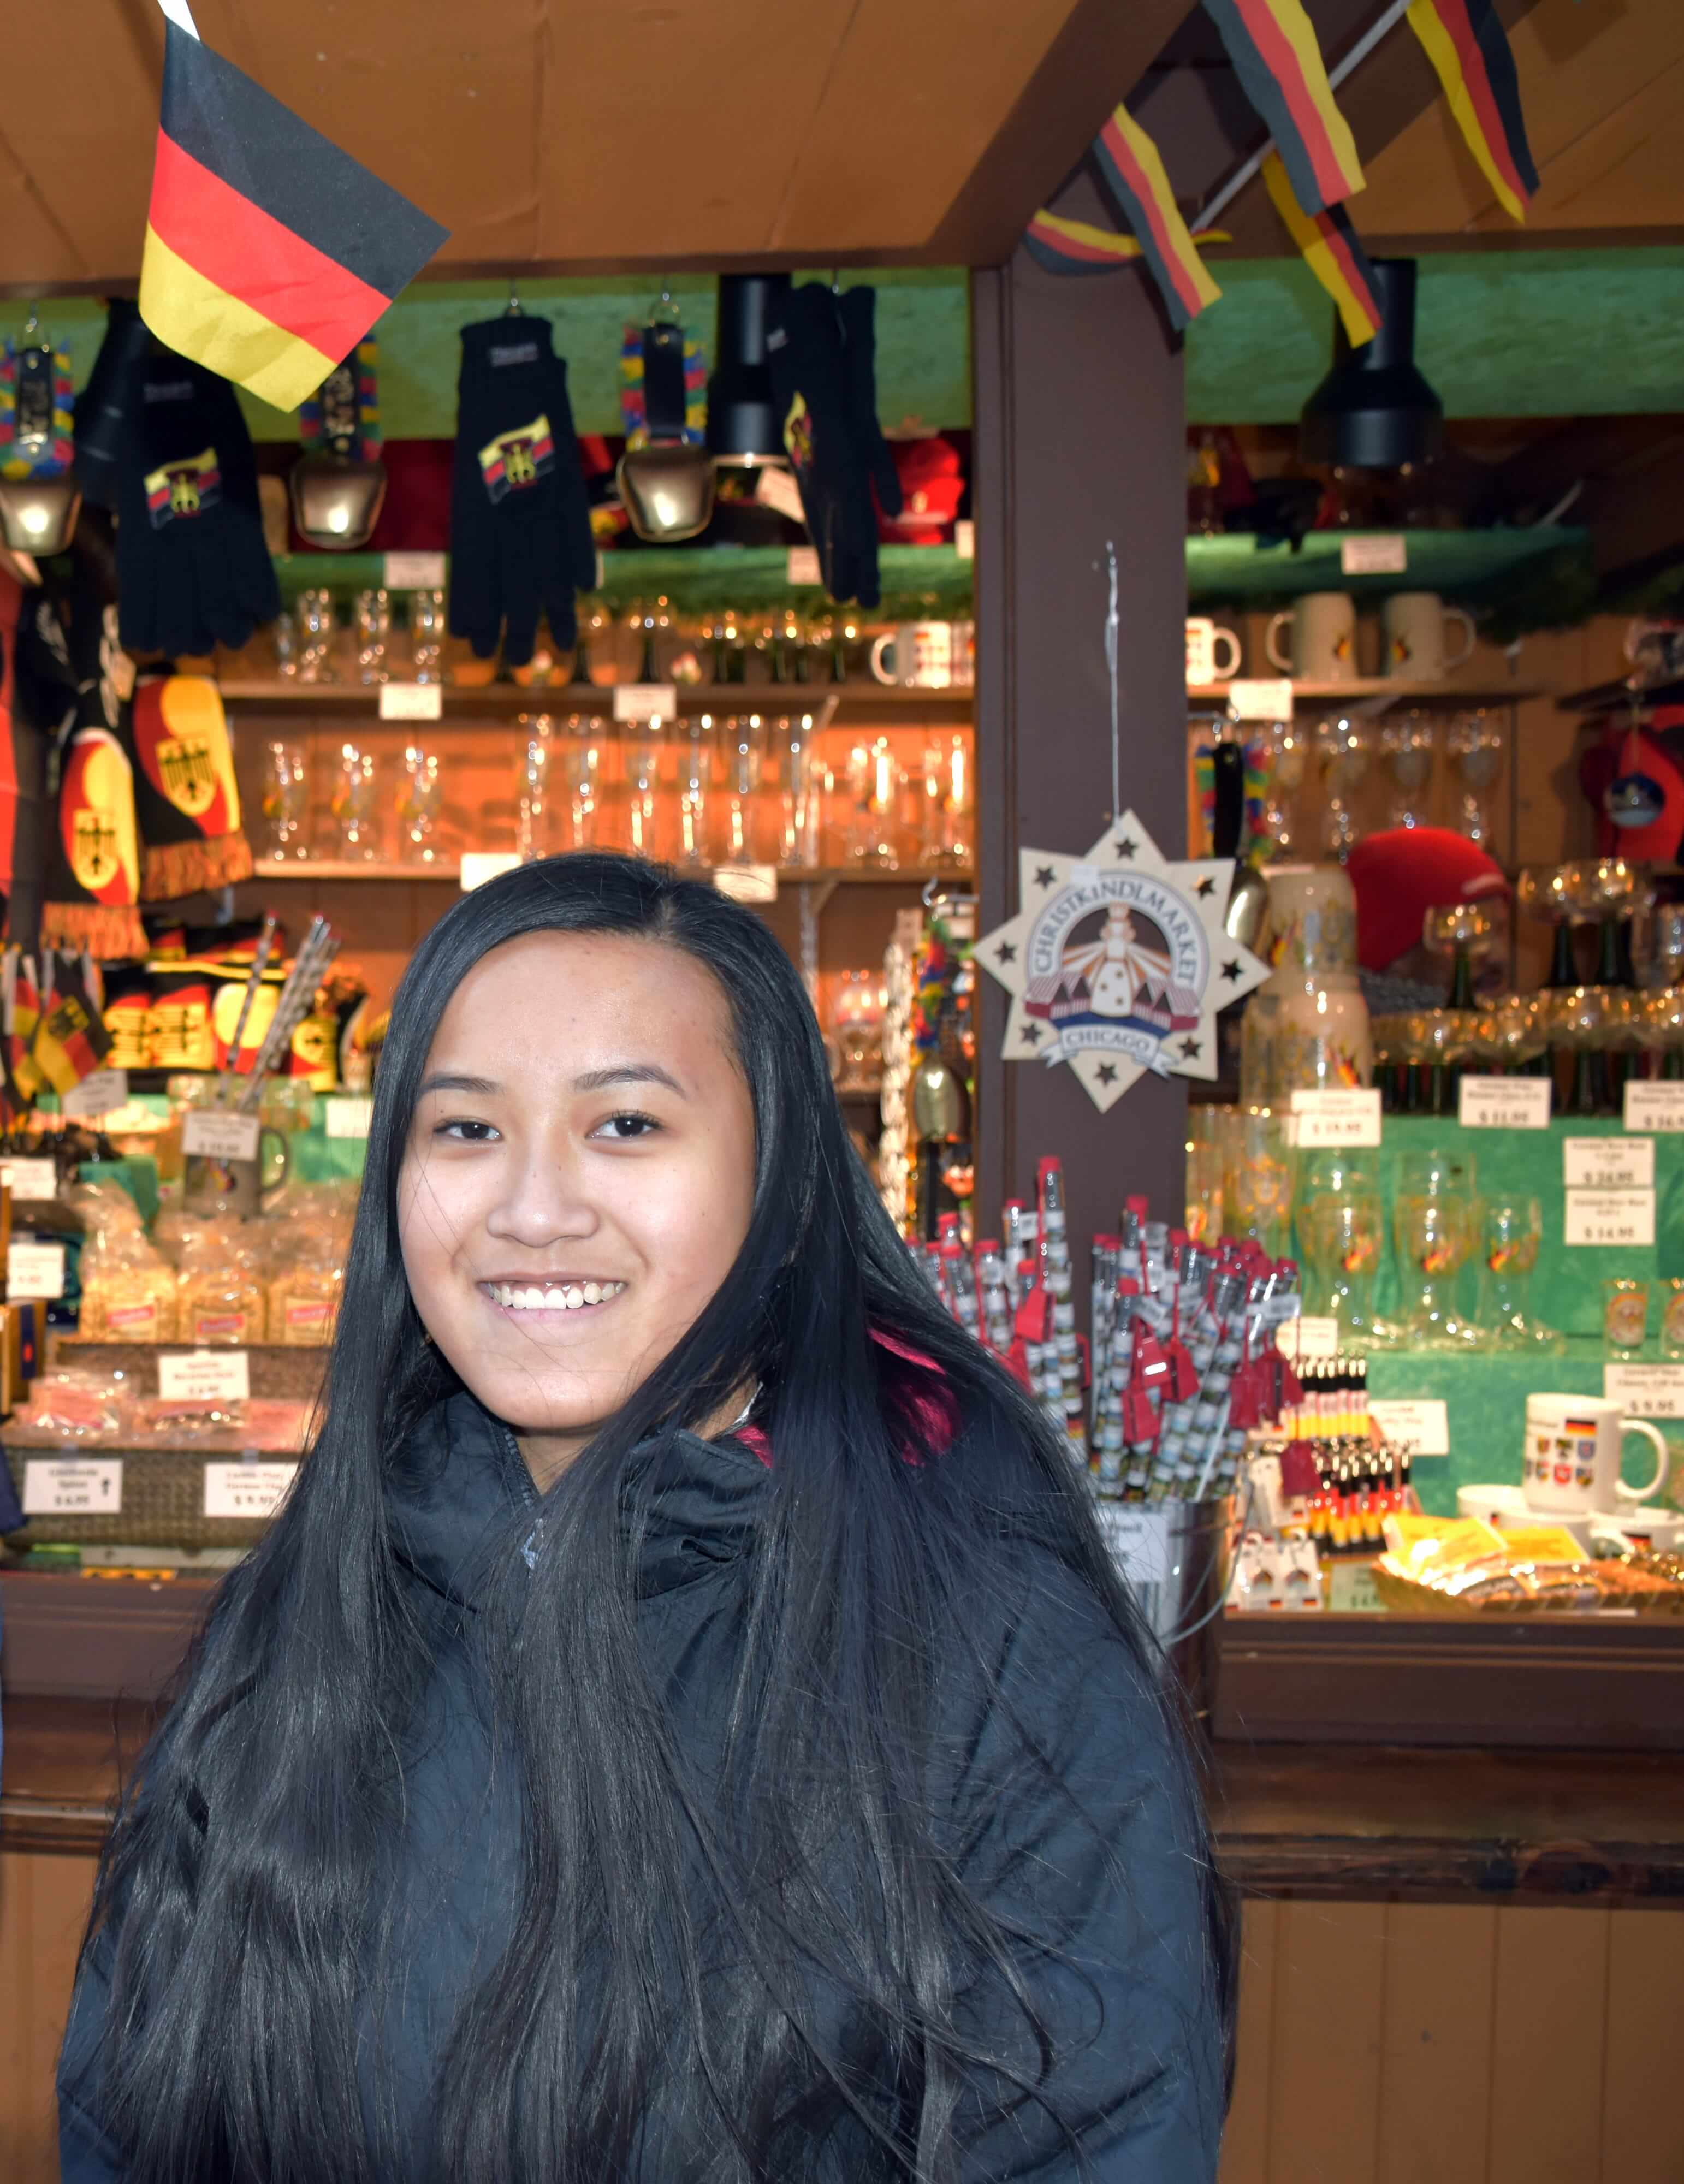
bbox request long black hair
[78,852,1231,2182]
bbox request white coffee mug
[870,620,974,689]
[1265,592,1357,681]
[1521,1393,1668,1516]
[1383,592,1476,681]
[1186,616,1242,685]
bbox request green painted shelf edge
[270,526,1591,622]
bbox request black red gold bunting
[139,20,447,412]
[1261,153,1383,346]
[1200,0,1363,215]
[1407,0,1539,223]
[1025,207,1228,328]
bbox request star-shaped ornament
[979,814,1270,1112]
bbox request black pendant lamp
[1299,258,1443,472]
[707,273,791,468]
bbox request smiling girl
[59,852,1230,2183]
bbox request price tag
[1287,1088,1383,1147]
[1624,1082,1684,1133]
[1564,1188,1656,1247]
[1093,1504,1172,1591]
[786,546,821,586]
[459,852,521,892]
[1,1156,57,1201]
[1328,1562,1385,1612]
[1458,1076,1551,1130]
[203,1461,298,1521]
[1226,677,1294,720]
[158,1350,251,1403]
[378,681,443,721]
[1341,534,1408,575]
[1564,1136,1654,1190]
[754,466,805,524]
[612,683,678,721]
[383,550,447,591]
[8,1240,65,1298]
[712,864,778,904]
[1603,1363,1684,1419]
[1368,1398,1450,1456]
[1278,1314,1339,1361]
[953,519,975,562]
[62,1068,129,1119]
[182,1109,262,1164]
[323,1096,373,1140]
[23,1457,123,1515]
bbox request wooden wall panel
[1266,1900,1386,2184]
[1599,1910,1684,2184]
[1218,1898,1276,2184]
[1377,1904,1498,2184]
[0,1849,99,2184]
[1486,1906,1610,2184]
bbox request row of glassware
[1188,1122,1586,1356]
[1371,988,1684,1117]
[259,721,975,874]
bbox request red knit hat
[1345,828,1510,972]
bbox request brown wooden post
[971,192,1189,1297]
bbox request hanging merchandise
[138,5,446,412]
[115,345,281,658]
[29,951,114,1096]
[3,948,44,1108]
[447,314,597,668]
[1406,0,1538,223]
[0,562,70,958]
[763,283,899,609]
[1200,0,1365,215]
[616,304,714,542]
[1260,152,1383,347]
[0,321,80,556]
[290,340,386,549]
[128,674,253,899]
[879,435,963,546]
[1089,104,1222,330]
[74,300,151,515]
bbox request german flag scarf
[129,673,252,899]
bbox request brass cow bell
[0,473,81,555]
[616,442,715,543]
[289,452,387,550]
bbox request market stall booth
[5,0,1684,2179]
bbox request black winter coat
[58,1391,1224,2181]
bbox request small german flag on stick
[139,0,447,413]
[1261,152,1383,346]
[1406,0,1539,223]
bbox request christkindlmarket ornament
[976,810,1270,1114]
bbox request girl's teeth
[565,1285,584,1310]
[489,1281,623,1310]
[583,1281,601,1305]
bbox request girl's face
[398,929,757,1488]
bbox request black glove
[114,346,279,658]
[74,300,150,514]
[765,284,881,608]
[448,317,596,667]
[837,286,902,525]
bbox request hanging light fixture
[707,274,791,470]
[1299,258,1443,472]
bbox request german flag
[1201,0,1363,214]
[1407,0,1539,223]
[32,956,114,1098]
[140,15,448,413]
[1025,209,1228,290]
[1261,152,1383,346]
[1090,104,1222,331]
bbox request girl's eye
[593,1112,659,1142]
[437,1118,499,1143]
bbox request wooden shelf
[1187,679,1541,707]
[217,679,971,714]
[242,860,973,888]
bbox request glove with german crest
[448,317,596,667]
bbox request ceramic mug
[1262,863,1360,977]
[870,621,974,689]
[1383,592,1476,681]
[1521,1393,1668,1516]
[1265,592,1357,682]
[1186,617,1242,685]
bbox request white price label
[1226,677,1294,720]
[1287,1088,1383,1147]
[182,1109,262,1164]
[23,1457,123,1515]
[1,1156,57,1201]
[785,546,821,586]
[157,1350,251,1403]
[459,852,521,892]
[612,683,678,721]
[711,864,778,904]
[383,550,446,591]
[378,681,443,721]
[953,518,975,562]
[1328,1562,1385,1612]
[1564,1188,1656,1248]
[1564,1136,1654,1190]
[203,1461,298,1521]
[1093,1504,1172,1591]
[1603,1363,1684,1419]
[1279,1314,1339,1360]
[323,1096,372,1140]
[1624,1082,1684,1133]
[1341,533,1408,575]
[62,1069,129,1119]
[754,466,806,524]
[1367,1398,1450,1456]
[8,1240,65,1299]
[1458,1076,1551,1130]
